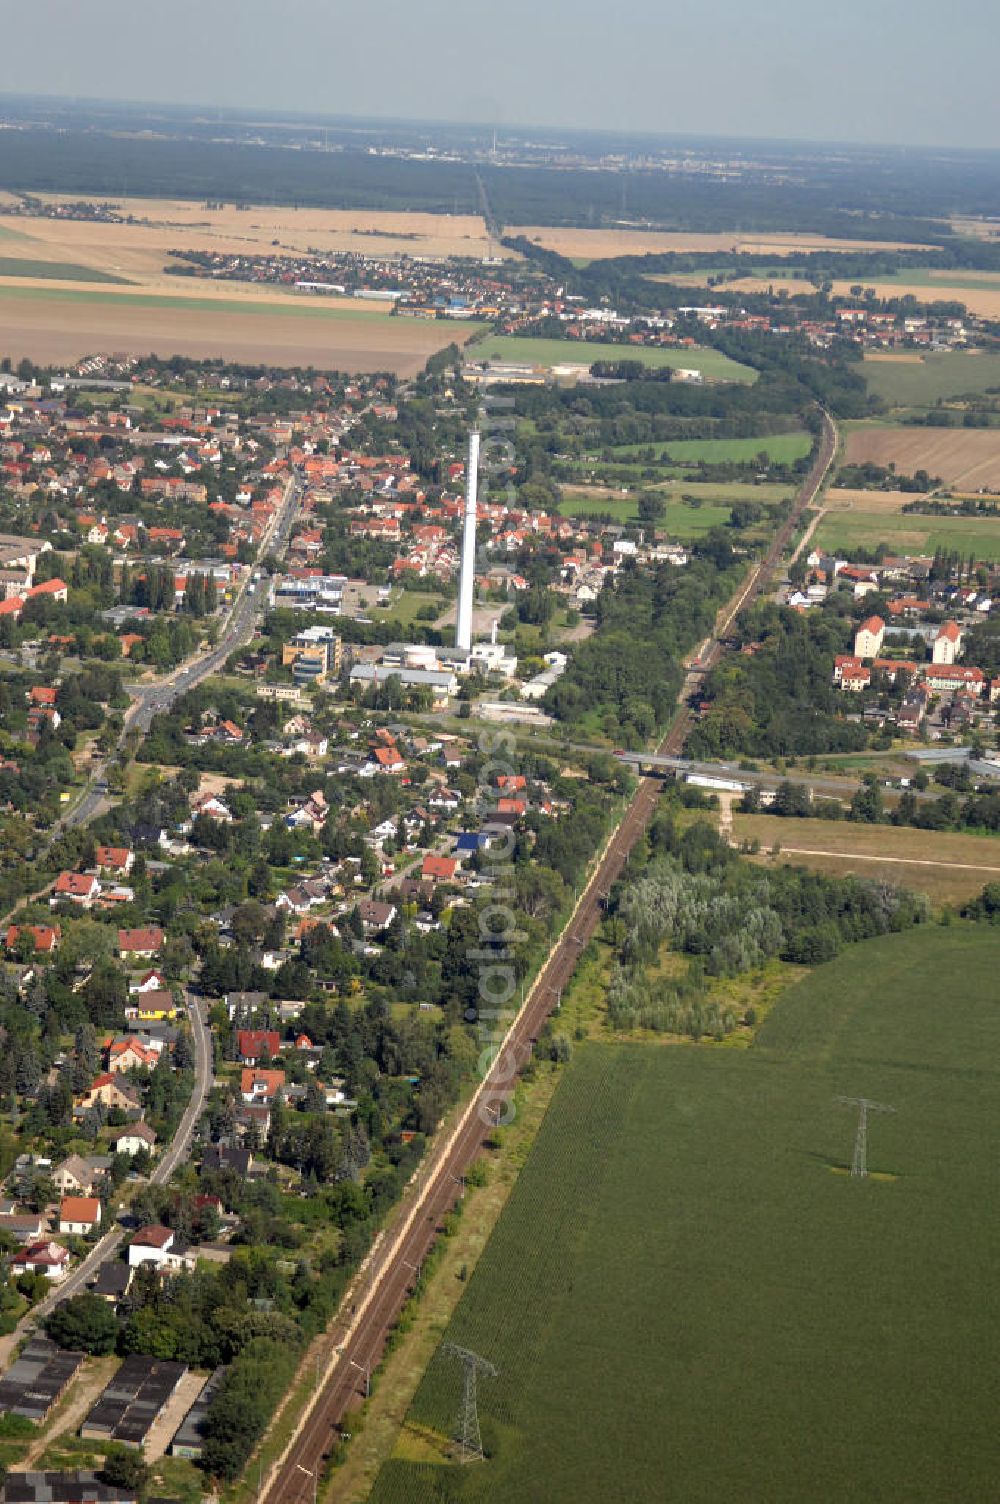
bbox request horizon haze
[0,0,998,152]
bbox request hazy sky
[1,0,998,150]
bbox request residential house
[114,1123,157,1156]
[51,872,100,908]
[355,899,397,933]
[201,1145,252,1176]
[833,654,872,692]
[422,854,457,883]
[91,1260,134,1302]
[52,1155,104,1197]
[128,1224,195,1271]
[128,969,169,995]
[369,745,406,774]
[78,1074,141,1113]
[4,923,60,954]
[94,846,134,875]
[58,1195,101,1236]
[124,990,178,1022]
[11,1241,71,1281]
[922,665,985,696]
[237,1029,281,1064]
[240,1068,286,1105]
[190,793,232,823]
[0,1212,46,1245]
[118,927,164,959]
[107,1037,161,1074]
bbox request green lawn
[0,256,130,284]
[814,507,1000,561]
[863,351,1000,405]
[468,333,756,383]
[371,590,446,628]
[369,924,1000,1504]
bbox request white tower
[455,430,480,653]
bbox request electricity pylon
[835,1096,895,1178]
[442,1343,497,1463]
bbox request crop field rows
[368,925,1000,1503]
[0,283,479,373]
[843,423,1000,489]
[0,198,492,369]
[813,507,1000,562]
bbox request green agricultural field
[0,282,478,323]
[469,333,756,383]
[863,351,1000,405]
[865,269,1000,294]
[0,256,130,284]
[814,507,1000,562]
[369,924,1000,1504]
[592,430,812,465]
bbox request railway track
[264,410,838,1503]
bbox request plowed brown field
[844,425,1000,490]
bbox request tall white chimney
[455,430,479,653]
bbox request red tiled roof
[118,926,164,952]
[59,1195,100,1224]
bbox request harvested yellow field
[832,277,1000,318]
[714,274,817,296]
[0,197,493,371]
[825,488,934,513]
[514,226,932,261]
[4,196,502,281]
[844,426,1000,489]
[733,814,1000,906]
[647,271,820,296]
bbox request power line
[835,1096,895,1178]
[442,1343,497,1463]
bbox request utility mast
[835,1096,895,1178]
[442,1342,497,1463]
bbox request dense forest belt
[3,126,999,239]
[259,411,838,1504]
